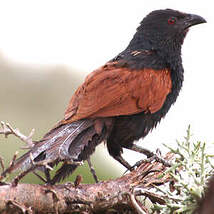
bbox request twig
[0,121,35,148]
[0,156,4,172]
[9,151,19,169]
[29,153,53,171]
[33,171,47,183]
[6,200,33,214]
[10,154,55,186]
[129,193,148,214]
[134,188,166,205]
[45,188,61,214]
[1,151,19,177]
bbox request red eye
[168,17,177,25]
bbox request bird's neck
[127,29,185,62]
[126,31,152,51]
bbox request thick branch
[0,153,174,214]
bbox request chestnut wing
[64,63,172,122]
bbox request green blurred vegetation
[0,55,120,184]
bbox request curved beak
[184,14,206,29]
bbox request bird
[1,9,206,184]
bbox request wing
[64,62,172,123]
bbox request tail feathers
[1,119,97,176]
[50,163,77,184]
[51,125,106,183]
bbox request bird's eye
[168,17,177,25]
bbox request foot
[125,144,171,170]
[131,154,171,171]
[114,155,132,171]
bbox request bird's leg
[113,154,133,171]
[126,144,171,168]
[128,144,155,157]
[44,168,51,184]
[32,171,47,183]
[32,167,52,184]
[87,158,99,183]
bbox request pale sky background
[0,1,213,167]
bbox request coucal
[2,9,206,184]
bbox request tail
[50,163,77,184]
[1,119,107,183]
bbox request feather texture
[3,119,107,180]
[64,62,172,122]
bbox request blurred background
[0,0,213,184]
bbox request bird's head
[128,9,206,53]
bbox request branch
[0,153,174,214]
[0,121,35,148]
[0,122,175,213]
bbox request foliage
[152,126,214,213]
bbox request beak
[184,14,206,29]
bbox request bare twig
[6,200,33,214]
[134,188,166,205]
[7,200,33,214]
[45,188,61,214]
[129,193,148,214]
[0,156,4,172]
[1,151,19,178]
[9,151,19,169]
[32,171,47,183]
[11,155,55,186]
[0,121,35,148]
[29,153,53,171]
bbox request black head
[128,9,206,52]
